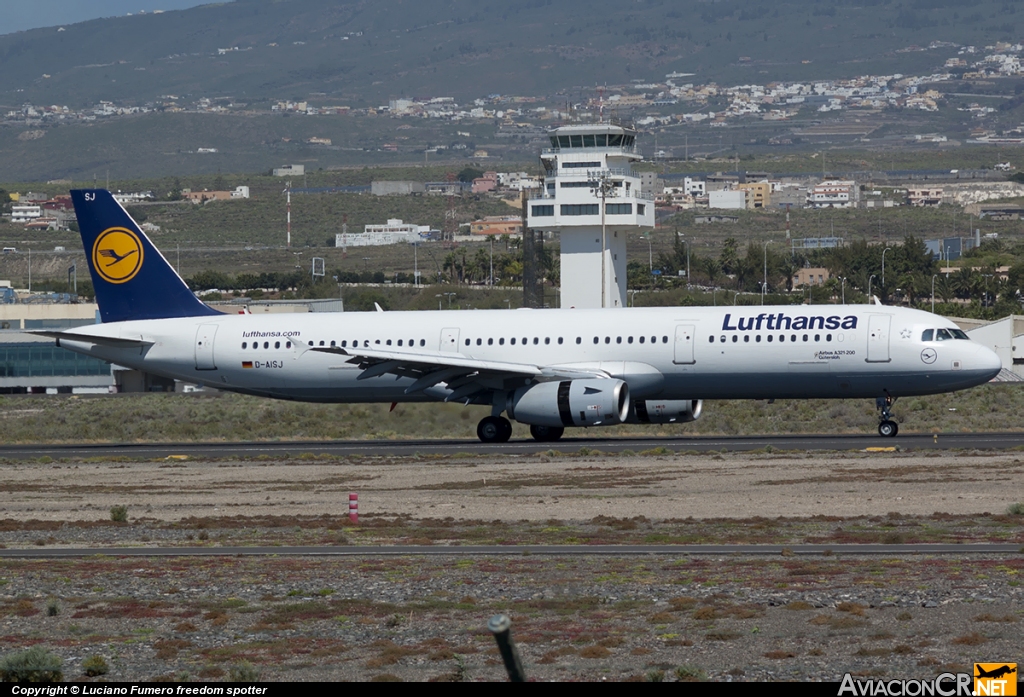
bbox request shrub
[82,655,109,677]
[676,665,708,681]
[0,647,64,682]
[229,661,260,682]
[46,599,59,617]
[1006,502,1024,515]
[110,505,128,523]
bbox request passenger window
[744,335,750,343]
[756,335,762,343]
[386,339,392,346]
[557,337,563,344]
[465,339,471,346]
[616,337,622,344]
[802,334,808,342]
[576,337,581,344]
[731,335,738,343]
[397,340,402,346]
[710,336,715,343]
[639,336,645,344]
[593,337,599,344]
[499,338,505,345]
[263,342,269,349]
[767,335,773,343]
[826,334,832,342]
[814,334,820,342]
[544,337,550,345]
[662,336,668,343]
[533,337,539,345]
[476,338,482,346]
[779,335,784,343]
[605,337,611,344]
[375,340,380,345]
[522,337,527,345]
[719,335,726,343]
[328,341,334,347]
[342,341,348,347]
[307,341,313,347]
[488,338,494,345]
[936,329,952,341]
[242,342,247,349]
[319,341,325,346]
[791,335,796,342]
[420,340,425,347]
[922,329,934,341]
[511,338,517,345]
[628,336,633,344]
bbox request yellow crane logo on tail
[92,227,144,284]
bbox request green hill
[0,0,1019,107]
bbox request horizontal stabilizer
[28,330,154,349]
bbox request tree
[457,167,483,183]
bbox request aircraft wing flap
[310,346,608,386]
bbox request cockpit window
[921,329,934,342]
[935,328,952,341]
[951,328,969,340]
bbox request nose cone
[975,344,1003,379]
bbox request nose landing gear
[876,395,898,437]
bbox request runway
[1,431,1023,460]
[0,543,1020,558]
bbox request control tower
[526,123,654,308]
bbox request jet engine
[506,379,630,427]
[626,399,703,424]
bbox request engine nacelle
[627,399,703,424]
[507,379,630,427]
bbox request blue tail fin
[71,189,220,323]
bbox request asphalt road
[0,544,1020,559]
[1,431,1023,460]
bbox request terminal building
[526,123,655,308]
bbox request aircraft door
[440,327,460,352]
[673,325,696,364]
[866,315,891,363]
[195,324,218,370]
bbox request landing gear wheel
[497,418,513,442]
[477,416,512,443]
[530,424,565,442]
[878,420,898,438]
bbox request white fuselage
[56,304,1001,405]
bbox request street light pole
[868,274,876,301]
[841,277,846,305]
[591,171,616,308]
[762,240,772,306]
[931,273,937,313]
[881,247,892,291]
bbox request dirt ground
[0,450,1021,683]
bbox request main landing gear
[529,424,564,442]
[876,395,899,437]
[477,415,513,443]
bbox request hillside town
[8,40,1024,147]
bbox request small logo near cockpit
[92,227,144,284]
[921,348,937,364]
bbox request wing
[310,345,608,402]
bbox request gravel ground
[0,450,1021,682]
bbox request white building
[230,186,250,199]
[709,190,746,210]
[335,219,429,247]
[683,177,706,196]
[807,180,858,208]
[526,124,655,308]
[10,205,42,224]
[273,164,305,177]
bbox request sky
[0,1,216,35]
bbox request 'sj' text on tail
[71,189,220,323]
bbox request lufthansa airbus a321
[35,189,1002,443]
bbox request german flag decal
[242,361,253,369]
